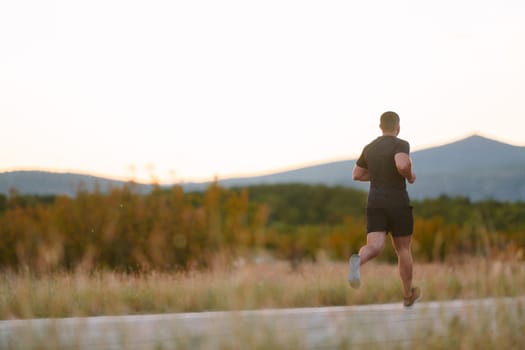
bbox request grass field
[1,258,524,320]
[1,259,524,349]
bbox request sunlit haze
[2,0,524,183]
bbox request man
[349,111,421,307]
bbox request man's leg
[358,232,386,264]
[392,235,413,298]
[348,232,386,288]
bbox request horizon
[2,1,525,184]
[2,133,522,184]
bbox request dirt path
[1,297,524,349]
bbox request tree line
[0,183,523,272]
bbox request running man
[349,111,421,307]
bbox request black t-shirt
[356,136,411,208]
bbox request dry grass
[0,259,524,320]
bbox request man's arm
[394,153,416,184]
[352,164,370,182]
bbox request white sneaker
[348,254,361,288]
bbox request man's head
[380,111,400,134]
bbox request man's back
[357,135,411,208]
[358,136,409,190]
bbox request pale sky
[1,0,524,183]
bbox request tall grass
[412,300,525,350]
[1,259,523,320]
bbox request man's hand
[352,164,370,182]
[394,153,416,184]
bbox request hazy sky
[2,0,524,183]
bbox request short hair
[380,111,400,131]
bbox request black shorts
[366,206,413,237]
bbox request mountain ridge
[2,135,525,201]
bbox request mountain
[409,135,525,201]
[189,135,525,201]
[1,135,525,201]
[0,171,152,197]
